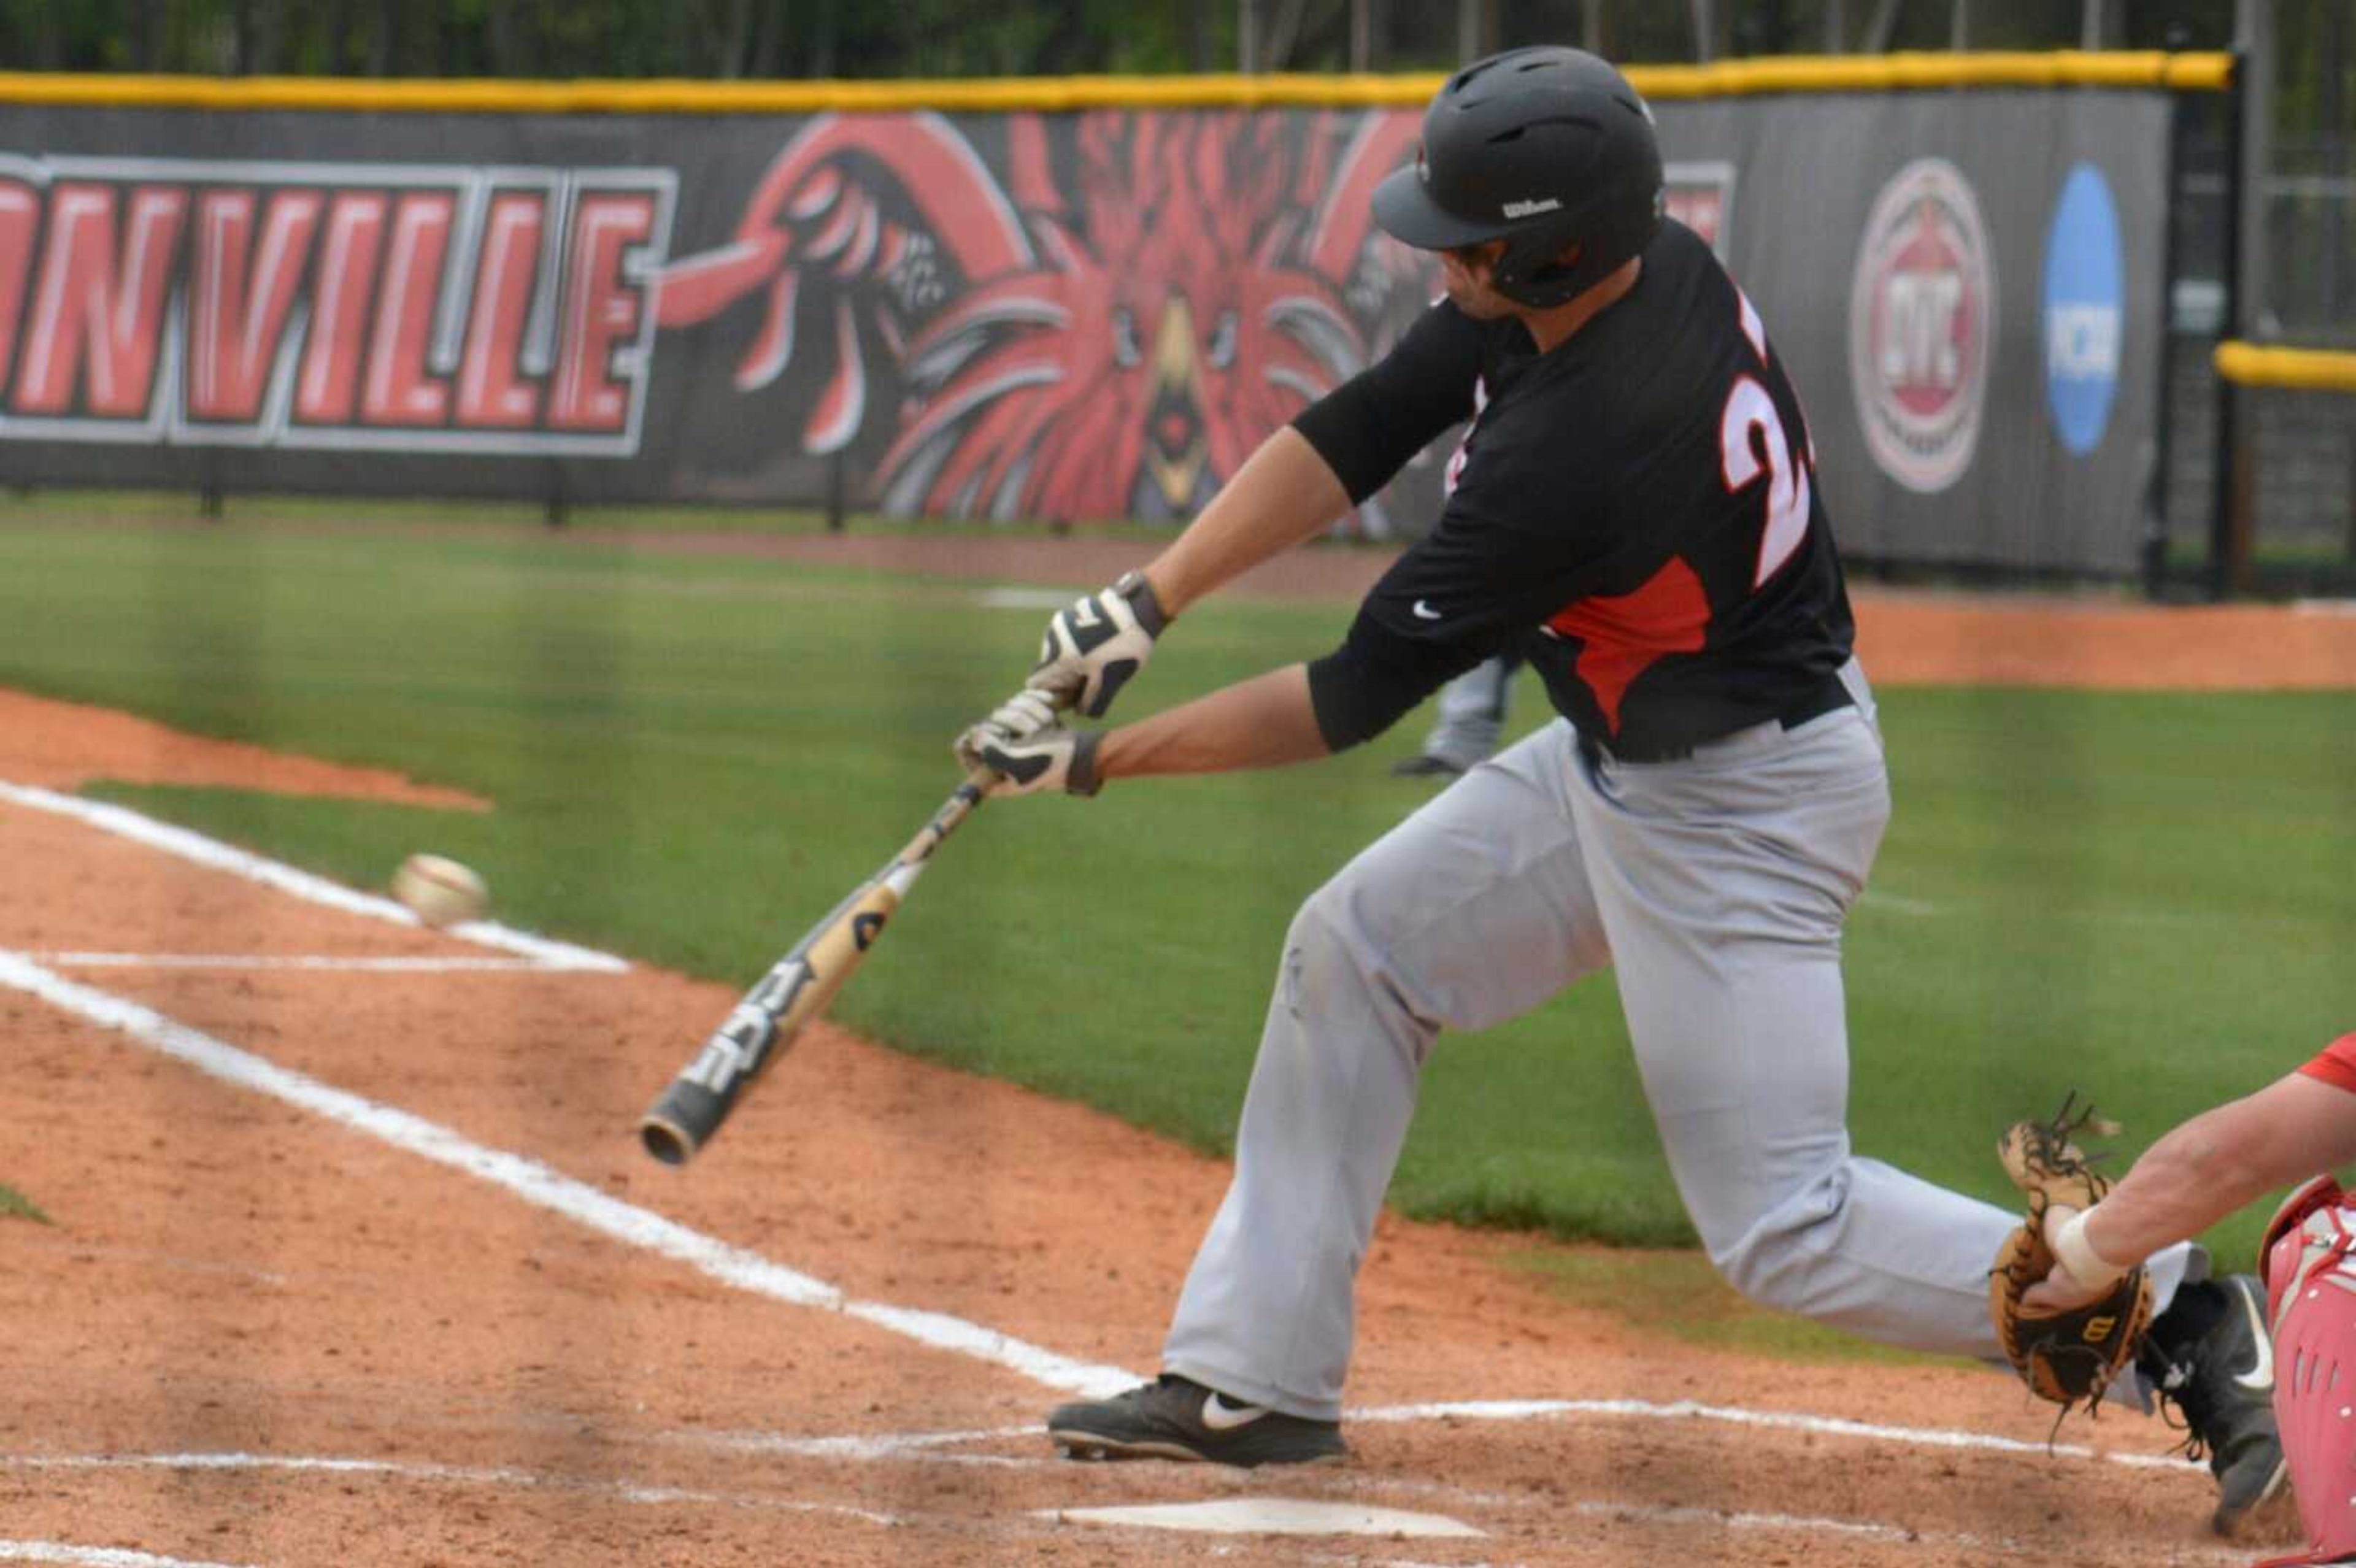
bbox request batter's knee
[1696,1170,1853,1316]
[1283,877,1374,1001]
[1280,877,1436,1050]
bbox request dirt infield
[2,559,2346,1567]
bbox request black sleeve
[1306,612,1495,753]
[1290,302,1484,504]
[1307,393,1617,751]
[1368,393,1620,640]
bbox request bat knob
[639,1115,698,1167]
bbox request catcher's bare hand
[1033,570,1166,719]
[2021,1203,2111,1312]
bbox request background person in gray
[957,45,2281,1536]
[1393,647,1522,778]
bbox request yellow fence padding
[0,50,2233,115]
[2214,342,2356,394]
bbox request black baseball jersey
[1294,220,1855,762]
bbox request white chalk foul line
[0,777,2212,1523]
[1347,1396,2202,1474]
[0,1545,253,1568]
[680,1394,2203,1480]
[0,951,1138,1401]
[0,1453,899,1526]
[1564,1497,2243,1564]
[1568,1497,1991,1553]
[674,1423,1039,1461]
[25,953,568,973]
[0,780,625,972]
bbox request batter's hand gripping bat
[637,768,993,1166]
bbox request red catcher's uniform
[2257,1032,2356,1567]
[2296,1032,2356,1095]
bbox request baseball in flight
[391,853,489,929]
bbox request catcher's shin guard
[2262,1175,2356,1564]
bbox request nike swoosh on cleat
[2232,1278,2275,1392]
[1199,1394,1271,1432]
[1411,599,1442,621]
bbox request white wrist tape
[2052,1208,2128,1289]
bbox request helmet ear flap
[1488,183,1657,309]
[1490,222,1589,309]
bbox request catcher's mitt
[1987,1094,2154,1412]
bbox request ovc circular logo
[1847,158,1995,494]
[2041,163,2124,455]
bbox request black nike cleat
[2138,1274,2294,1539]
[1047,1374,1347,1467]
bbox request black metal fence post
[2207,49,2248,602]
[2144,82,2188,600]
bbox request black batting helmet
[1372,46,1664,309]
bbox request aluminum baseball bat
[637,768,992,1166]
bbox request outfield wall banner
[0,92,2168,571]
[1658,93,2171,574]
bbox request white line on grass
[0,780,625,972]
[0,1545,256,1568]
[0,951,1139,1401]
[973,586,1079,611]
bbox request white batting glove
[953,689,1104,797]
[1033,570,1166,719]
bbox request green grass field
[1,510,2350,1282]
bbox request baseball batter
[956,46,2279,1531]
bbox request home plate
[1039,1497,1484,1537]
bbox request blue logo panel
[2041,163,2124,455]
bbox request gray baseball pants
[1162,660,2195,1420]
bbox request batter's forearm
[1094,665,1328,780]
[1138,428,1353,619]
